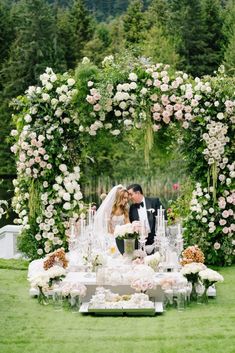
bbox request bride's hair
[111,187,129,217]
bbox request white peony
[128,73,138,81]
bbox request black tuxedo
[129,197,164,245]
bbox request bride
[94,185,130,250]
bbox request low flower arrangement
[83,251,106,271]
[131,278,156,293]
[198,268,224,303]
[180,262,224,302]
[28,265,66,304]
[144,252,161,271]
[43,248,68,270]
[181,245,205,266]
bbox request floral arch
[10,55,234,265]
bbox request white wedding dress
[93,185,126,253]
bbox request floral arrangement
[83,251,106,271]
[181,245,205,266]
[89,287,154,309]
[28,265,66,304]
[43,248,68,270]
[131,278,156,293]
[144,252,161,271]
[114,223,139,240]
[59,281,87,298]
[9,55,234,265]
[198,268,224,303]
[199,268,224,286]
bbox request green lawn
[0,261,234,353]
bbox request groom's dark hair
[127,183,143,194]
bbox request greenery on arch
[10,54,234,265]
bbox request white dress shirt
[137,197,150,233]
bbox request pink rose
[219,219,226,226]
[93,104,101,112]
[222,227,229,234]
[222,210,230,218]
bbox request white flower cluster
[144,252,161,271]
[114,222,137,237]
[89,287,154,309]
[59,281,87,298]
[180,262,206,276]
[199,268,224,283]
[202,121,229,165]
[28,265,66,290]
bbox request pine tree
[1,0,65,98]
[223,0,235,73]
[123,0,147,47]
[141,26,180,67]
[202,0,225,74]
[68,0,95,67]
[0,1,14,72]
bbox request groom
[127,183,165,246]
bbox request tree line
[0,0,234,178]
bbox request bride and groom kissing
[94,183,165,248]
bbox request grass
[0,261,234,353]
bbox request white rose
[59,164,67,173]
[63,202,71,210]
[67,78,75,86]
[129,73,138,81]
[24,114,32,123]
[42,93,50,102]
[63,192,71,201]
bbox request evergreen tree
[223,27,235,73]
[0,1,14,72]
[141,25,180,67]
[68,0,95,67]
[202,0,225,74]
[1,0,65,98]
[145,0,169,28]
[82,23,113,64]
[123,0,147,47]
[223,0,235,72]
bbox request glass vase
[124,238,135,256]
[70,295,80,313]
[190,282,198,302]
[38,286,49,306]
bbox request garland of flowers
[9,56,234,265]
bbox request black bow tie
[136,201,144,209]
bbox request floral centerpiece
[43,248,68,270]
[83,251,106,272]
[198,268,224,303]
[28,265,66,304]
[180,262,206,300]
[181,245,205,266]
[114,223,140,256]
[144,252,161,271]
[114,223,139,240]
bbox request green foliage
[140,26,180,67]
[68,0,95,67]
[123,0,147,48]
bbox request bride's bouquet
[114,223,139,240]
